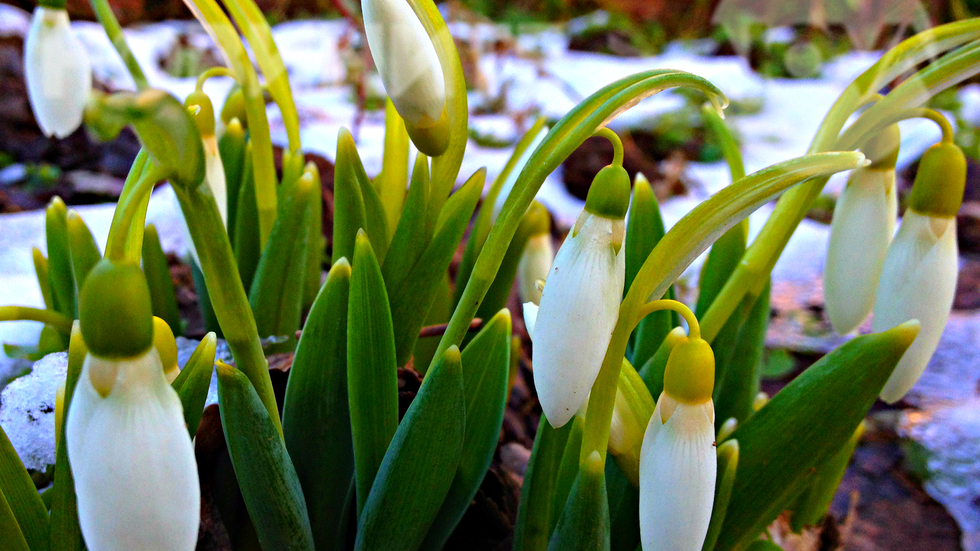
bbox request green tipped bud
[863,123,901,170]
[663,337,715,405]
[185,91,215,137]
[908,142,966,218]
[220,86,246,127]
[584,164,631,220]
[79,259,154,358]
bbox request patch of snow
[0,351,65,471]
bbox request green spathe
[908,141,966,217]
[584,165,631,220]
[79,259,153,358]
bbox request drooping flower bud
[67,259,200,550]
[824,124,900,334]
[185,91,228,226]
[531,158,629,428]
[362,0,449,156]
[639,336,716,551]
[872,142,964,403]
[24,5,92,138]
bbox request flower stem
[0,306,74,333]
[636,299,699,339]
[88,0,148,90]
[105,163,166,262]
[593,127,623,166]
[196,67,237,92]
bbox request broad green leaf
[714,322,919,550]
[410,272,453,375]
[171,332,216,438]
[216,362,315,551]
[551,416,585,535]
[713,282,770,427]
[605,459,640,551]
[546,452,610,551]
[49,323,85,551]
[789,422,865,531]
[31,248,52,311]
[421,310,512,550]
[475,202,548,322]
[302,162,325,313]
[513,417,574,551]
[702,440,739,551]
[381,153,430,293]
[219,118,246,240]
[347,231,399,514]
[695,218,747,319]
[626,175,677,367]
[389,169,484,365]
[0,489,30,551]
[46,197,75,319]
[332,128,369,265]
[359,167,391,264]
[0,425,47,551]
[234,141,260,292]
[283,260,354,551]
[190,260,220,336]
[142,223,182,336]
[248,171,314,353]
[353,347,465,551]
[374,99,410,231]
[65,210,101,298]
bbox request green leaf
[0,489,30,551]
[332,128,370,265]
[171,332,216,438]
[219,119,246,241]
[49,323,85,551]
[551,415,585,535]
[46,197,75,319]
[421,309,512,550]
[347,231,399,515]
[142,223,182,336]
[234,141,261,292]
[0,424,48,551]
[302,163,325,313]
[547,452,610,551]
[605,459,640,551]
[695,217,747,319]
[381,153,430,293]
[31,248,52,311]
[714,322,919,550]
[625,175,676,368]
[789,422,865,531]
[65,210,102,299]
[475,202,548,322]
[358,161,391,264]
[374,99,410,232]
[248,171,314,353]
[513,416,574,551]
[216,362,315,551]
[353,346,465,551]
[283,259,354,551]
[702,440,739,551]
[388,169,484,365]
[713,282,770,427]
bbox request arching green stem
[636,299,699,339]
[89,0,149,89]
[0,306,74,333]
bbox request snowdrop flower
[872,141,964,403]
[824,124,900,334]
[639,334,716,551]
[362,0,449,156]
[531,144,629,428]
[24,4,92,138]
[185,91,228,226]
[517,201,554,305]
[67,259,200,551]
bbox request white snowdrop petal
[67,350,200,551]
[24,8,92,139]
[872,210,958,403]
[522,302,538,341]
[361,0,445,125]
[517,233,554,305]
[639,401,717,551]
[532,213,625,427]
[824,169,897,334]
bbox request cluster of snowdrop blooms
[9,0,979,548]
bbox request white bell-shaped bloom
[66,348,200,551]
[361,0,444,128]
[517,233,554,305]
[872,210,958,403]
[639,393,716,551]
[24,7,92,138]
[824,167,897,334]
[531,210,625,427]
